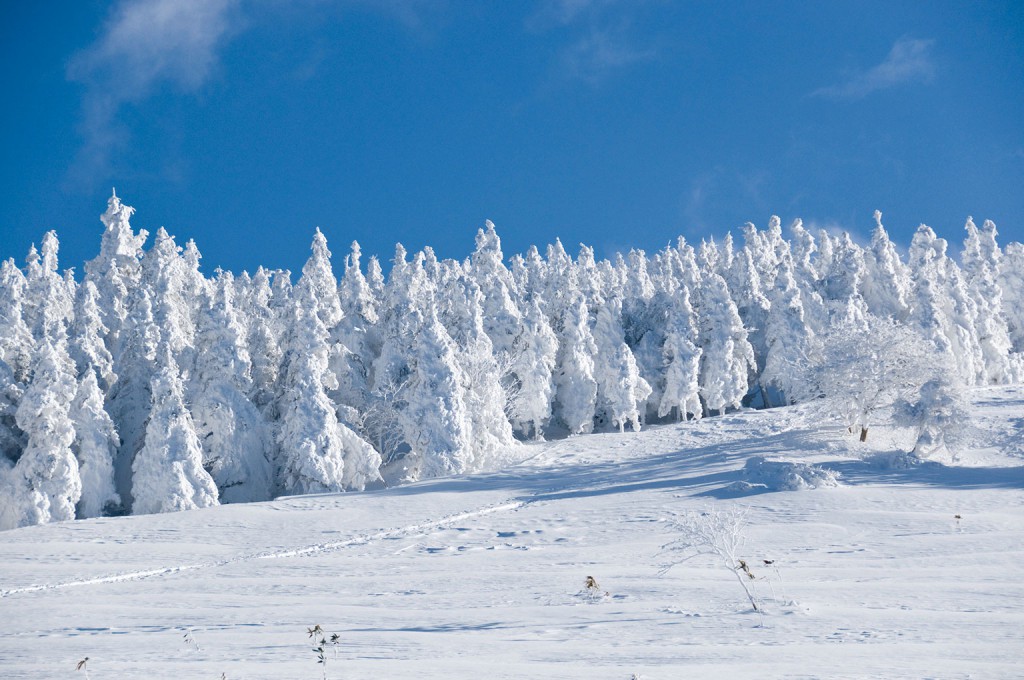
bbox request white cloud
[558,28,655,84]
[813,37,935,101]
[66,0,242,183]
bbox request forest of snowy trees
[1,192,1022,530]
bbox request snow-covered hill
[2,388,1023,679]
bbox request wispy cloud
[813,37,935,101]
[525,0,619,32]
[559,28,655,84]
[528,0,656,86]
[65,0,242,185]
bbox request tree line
[1,192,1021,529]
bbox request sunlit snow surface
[2,387,1023,679]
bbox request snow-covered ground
[2,388,1023,679]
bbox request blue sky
[2,1,1022,276]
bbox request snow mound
[864,450,924,470]
[739,455,840,491]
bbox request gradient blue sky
[2,1,1022,276]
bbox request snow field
[1,387,1023,678]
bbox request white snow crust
[0,386,1022,678]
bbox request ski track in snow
[0,500,525,598]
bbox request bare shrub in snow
[660,506,763,616]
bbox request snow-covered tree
[895,376,970,459]
[0,342,81,529]
[0,258,34,384]
[70,371,121,518]
[191,274,274,503]
[508,296,558,439]
[84,190,148,358]
[658,286,703,421]
[762,256,814,404]
[593,298,651,432]
[469,221,522,358]
[862,211,912,321]
[554,293,598,434]
[962,218,1016,383]
[795,315,937,442]
[1000,242,1024,355]
[106,287,160,509]
[277,283,381,495]
[23,232,75,348]
[697,273,755,414]
[70,281,116,391]
[909,225,984,385]
[394,307,472,481]
[131,345,218,515]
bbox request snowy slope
[1,387,1023,679]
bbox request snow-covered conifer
[141,227,198,369]
[962,218,1015,383]
[0,259,34,384]
[554,293,598,434]
[23,232,75,347]
[762,257,813,404]
[909,225,984,385]
[131,345,218,515]
[1000,242,1024,353]
[106,288,161,508]
[70,371,120,518]
[862,211,912,321]
[469,221,522,357]
[277,284,381,495]
[0,342,81,529]
[395,307,472,481]
[191,274,274,503]
[299,228,343,331]
[697,273,755,414]
[658,286,703,421]
[509,296,558,439]
[593,299,651,432]
[70,281,116,391]
[84,190,148,356]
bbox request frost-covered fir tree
[84,190,148,359]
[0,258,34,384]
[23,232,75,348]
[0,341,81,530]
[0,358,25,466]
[70,281,116,391]
[131,345,218,515]
[593,298,651,432]
[554,293,599,434]
[1000,242,1024,354]
[106,285,162,510]
[862,211,912,321]
[394,307,473,481]
[191,274,274,503]
[762,256,814,404]
[509,296,558,439]
[336,241,380,414]
[658,286,703,421]
[962,218,1016,383]
[70,371,121,518]
[697,272,755,414]
[442,275,517,464]
[727,244,771,397]
[300,228,344,331]
[277,283,381,495]
[469,221,523,358]
[141,228,199,371]
[241,268,285,416]
[909,225,985,385]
